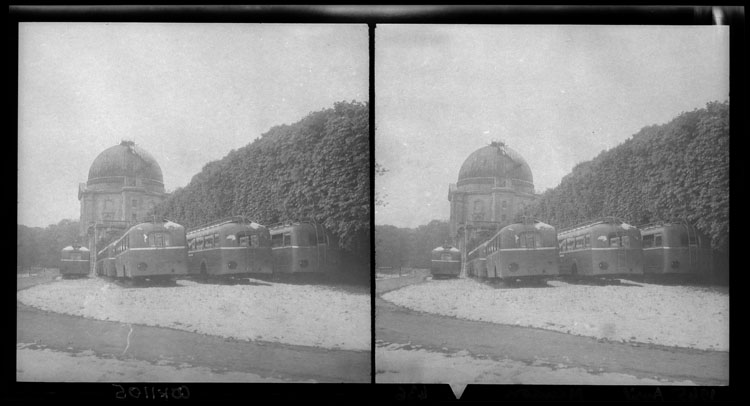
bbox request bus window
[283,232,291,247]
[148,232,171,247]
[70,253,81,261]
[567,238,575,251]
[575,236,584,249]
[205,235,214,249]
[188,239,195,251]
[251,234,259,247]
[621,235,630,248]
[196,237,204,250]
[584,234,591,248]
[518,233,531,248]
[271,233,283,248]
[654,233,662,247]
[239,235,250,247]
[643,234,654,248]
[559,239,565,252]
[214,233,220,247]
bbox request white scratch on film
[123,324,133,355]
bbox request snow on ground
[17,343,312,382]
[375,342,696,385]
[376,269,415,280]
[377,273,406,280]
[381,278,728,351]
[18,277,369,351]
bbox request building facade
[448,141,537,272]
[79,140,168,263]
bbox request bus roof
[432,245,459,253]
[558,216,635,235]
[62,245,89,252]
[187,216,264,234]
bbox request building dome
[87,140,164,191]
[457,141,533,186]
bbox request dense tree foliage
[375,220,451,269]
[374,225,409,269]
[156,101,370,269]
[17,219,82,271]
[530,101,729,252]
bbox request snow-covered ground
[377,272,413,280]
[18,277,369,351]
[376,342,696,385]
[17,343,312,382]
[376,269,415,280]
[382,278,728,351]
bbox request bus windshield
[148,232,171,247]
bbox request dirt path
[375,272,728,385]
[17,275,369,383]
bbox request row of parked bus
[430,217,714,283]
[60,217,339,282]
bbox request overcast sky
[18,23,368,228]
[375,25,729,228]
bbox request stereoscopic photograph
[17,22,370,383]
[374,24,729,390]
[15,6,737,402]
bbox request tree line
[375,220,451,270]
[17,219,81,271]
[530,100,729,253]
[156,100,370,272]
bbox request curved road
[375,270,728,386]
[17,274,369,383]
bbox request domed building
[448,141,537,271]
[78,140,168,238]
